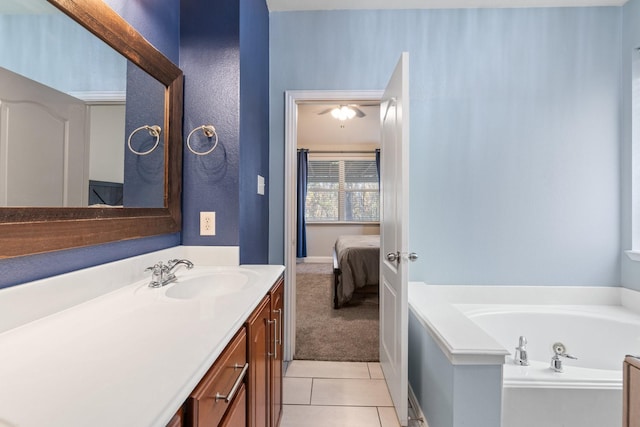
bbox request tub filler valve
[514,336,529,366]
[550,342,577,372]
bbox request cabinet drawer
[189,328,248,426]
[220,383,246,427]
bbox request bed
[332,235,380,308]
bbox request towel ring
[187,125,218,156]
[128,125,161,156]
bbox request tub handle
[550,342,577,372]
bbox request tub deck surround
[0,246,283,427]
[408,282,640,427]
[408,282,638,366]
[408,282,510,365]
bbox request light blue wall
[269,7,621,286]
[0,14,125,93]
[622,0,640,291]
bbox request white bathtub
[407,283,640,427]
[459,304,640,426]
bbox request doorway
[282,90,384,363]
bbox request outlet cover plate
[200,212,215,236]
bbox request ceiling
[266,0,627,11]
[297,103,381,149]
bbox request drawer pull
[215,362,249,403]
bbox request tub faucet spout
[514,336,529,366]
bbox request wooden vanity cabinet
[269,278,284,427]
[185,328,248,427]
[177,274,284,427]
[246,276,285,427]
[166,406,184,427]
[624,355,640,427]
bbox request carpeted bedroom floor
[294,262,379,362]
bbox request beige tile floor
[281,360,402,427]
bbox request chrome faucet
[145,259,194,288]
[550,342,577,372]
[514,336,529,366]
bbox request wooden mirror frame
[0,0,183,258]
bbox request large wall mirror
[0,0,183,258]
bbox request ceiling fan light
[344,106,356,120]
[331,106,356,121]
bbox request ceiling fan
[317,104,377,120]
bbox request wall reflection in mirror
[0,0,165,208]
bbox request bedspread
[334,235,380,306]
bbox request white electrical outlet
[200,212,215,236]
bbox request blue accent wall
[269,8,622,287]
[180,0,241,248]
[180,0,270,263]
[123,64,166,208]
[240,0,270,264]
[0,0,181,290]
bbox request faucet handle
[145,261,165,288]
[552,342,577,359]
[145,261,163,273]
[517,336,527,349]
[550,342,577,372]
[514,336,529,366]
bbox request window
[306,157,379,222]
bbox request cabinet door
[247,297,271,427]
[625,356,640,427]
[270,277,284,427]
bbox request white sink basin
[164,270,254,300]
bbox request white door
[379,52,410,426]
[0,67,87,207]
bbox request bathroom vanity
[0,247,285,427]
[184,276,284,427]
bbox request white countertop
[0,253,284,427]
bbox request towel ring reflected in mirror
[128,125,162,155]
[187,125,218,156]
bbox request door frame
[283,89,384,361]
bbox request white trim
[284,89,383,362]
[625,250,640,262]
[408,384,429,427]
[299,256,332,263]
[67,91,126,104]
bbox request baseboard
[299,256,332,264]
[408,384,429,427]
